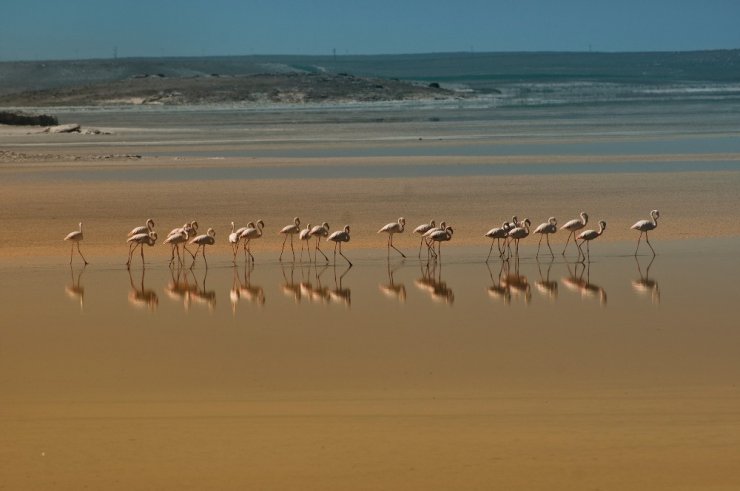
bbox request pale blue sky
[2,0,739,60]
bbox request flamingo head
[294,217,300,226]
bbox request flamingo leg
[127,243,140,267]
[646,231,656,256]
[290,235,295,261]
[390,235,406,258]
[203,245,208,268]
[339,242,352,267]
[418,237,424,258]
[279,234,287,261]
[486,239,496,262]
[316,237,329,263]
[634,232,643,256]
[190,245,201,269]
[140,243,145,266]
[169,245,176,265]
[69,244,74,264]
[77,242,87,264]
[562,232,573,255]
[333,241,338,265]
[246,240,255,263]
[546,234,554,257]
[536,234,543,257]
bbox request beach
[2,90,740,489]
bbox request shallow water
[3,239,739,397]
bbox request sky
[2,0,739,61]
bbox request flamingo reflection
[501,258,531,304]
[238,262,266,307]
[164,265,194,311]
[416,261,454,305]
[280,263,303,304]
[328,264,352,307]
[486,260,511,305]
[562,261,607,306]
[632,256,660,304]
[65,264,86,311]
[189,268,216,312]
[128,267,158,311]
[379,261,406,303]
[535,257,558,301]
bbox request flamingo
[228,222,251,262]
[128,218,155,237]
[279,217,301,261]
[126,231,157,268]
[506,218,531,257]
[413,220,436,257]
[63,222,88,265]
[298,223,312,262]
[428,226,453,261]
[163,229,189,266]
[239,220,264,263]
[309,222,330,263]
[167,221,197,259]
[534,217,557,257]
[561,212,588,255]
[378,217,406,258]
[484,221,510,261]
[422,221,447,258]
[327,225,352,266]
[576,220,606,261]
[189,227,216,268]
[631,209,660,256]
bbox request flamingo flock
[63,210,661,267]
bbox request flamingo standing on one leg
[309,222,330,263]
[279,217,301,262]
[534,217,557,257]
[64,222,88,265]
[576,220,607,262]
[239,220,265,263]
[378,217,406,258]
[327,225,352,266]
[127,231,157,268]
[190,228,216,268]
[413,220,435,258]
[484,222,510,261]
[631,210,660,256]
[561,212,588,255]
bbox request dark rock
[428,82,441,89]
[0,110,58,126]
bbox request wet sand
[2,105,740,489]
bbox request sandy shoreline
[3,103,740,490]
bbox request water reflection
[486,261,511,305]
[128,268,158,311]
[562,261,607,306]
[416,261,454,305]
[65,264,86,311]
[328,265,352,307]
[188,268,216,312]
[535,258,558,301]
[501,258,531,305]
[280,263,302,304]
[231,263,266,313]
[165,266,193,310]
[632,256,660,304]
[379,262,406,303]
